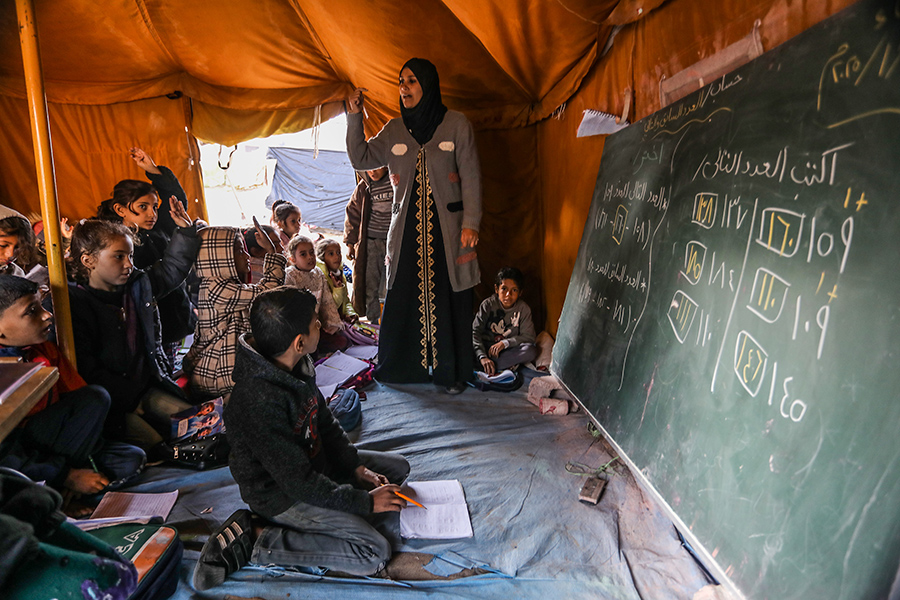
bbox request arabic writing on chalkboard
[553,2,900,598]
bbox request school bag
[328,388,362,431]
[1,469,137,600]
[89,523,183,600]
[170,433,230,470]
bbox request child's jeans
[251,450,410,576]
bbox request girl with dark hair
[345,58,482,393]
[0,204,38,277]
[270,200,302,247]
[66,217,200,454]
[96,147,198,371]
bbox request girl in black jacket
[96,147,197,372]
[67,216,201,451]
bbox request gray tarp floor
[124,377,713,600]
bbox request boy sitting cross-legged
[473,266,540,375]
[0,276,145,512]
[192,287,409,591]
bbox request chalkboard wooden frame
[553,1,900,598]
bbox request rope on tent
[217,144,246,222]
[217,144,237,170]
[310,104,323,159]
[224,170,247,223]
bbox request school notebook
[399,480,473,540]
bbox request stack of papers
[71,490,178,531]
[399,480,473,540]
[315,351,370,397]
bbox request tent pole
[15,0,77,367]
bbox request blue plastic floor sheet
[128,380,710,599]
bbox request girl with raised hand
[183,219,286,399]
[97,148,197,372]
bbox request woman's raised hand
[346,88,367,114]
[169,196,193,228]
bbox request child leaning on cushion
[472,266,540,375]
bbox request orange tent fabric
[0,0,854,332]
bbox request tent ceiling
[0,0,664,131]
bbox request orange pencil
[393,490,426,510]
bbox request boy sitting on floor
[193,287,409,591]
[473,266,540,375]
[0,276,145,512]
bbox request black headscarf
[399,58,448,146]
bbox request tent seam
[131,0,182,71]
[431,0,535,103]
[286,0,349,86]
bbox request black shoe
[192,509,253,590]
[445,382,467,395]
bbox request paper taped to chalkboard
[577,109,629,137]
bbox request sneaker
[192,509,253,591]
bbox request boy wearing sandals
[193,287,409,590]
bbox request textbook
[399,480,473,540]
[314,351,369,398]
[170,397,224,442]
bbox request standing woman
[346,58,481,393]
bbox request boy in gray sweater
[473,267,540,375]
[193,287,409,590]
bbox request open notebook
[398,480,473,540]
[70,490,178,531]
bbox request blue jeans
[251,450,410,576]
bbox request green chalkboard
[553,1,900,598]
